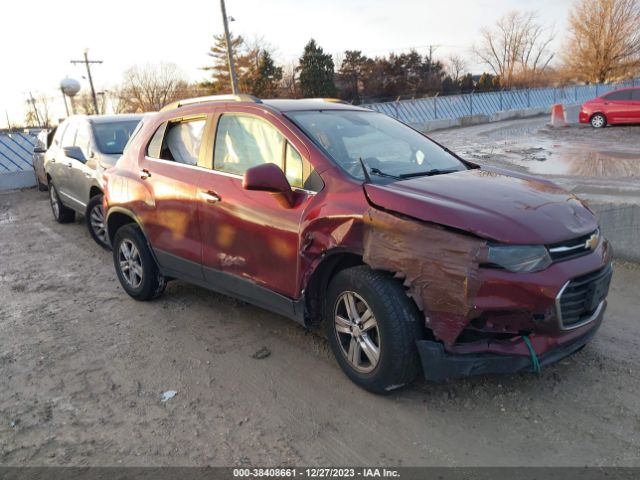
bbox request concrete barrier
[589,202,640,262]
[411,106,550,132]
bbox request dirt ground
[1,120,640,467]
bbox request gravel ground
[1,119,639,467]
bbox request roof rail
[161,94,262,111]
[306,98,350,104]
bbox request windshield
[286,110,467,180]
[92,120,141,155]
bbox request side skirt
[154,249,306,326]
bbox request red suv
[104,95,612,393]
[579,87,640,128]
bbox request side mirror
[63,146,86,163]
[243,163,294,207]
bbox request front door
[198,110,317,300]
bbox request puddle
[526,148,640,177]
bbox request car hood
[363,168,598,244]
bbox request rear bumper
[417,316,602,382]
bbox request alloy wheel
[591,115,605,128]
[118,239,143,289]
[49,186,59,219]
[90,204,108,244]
[334,291,381,373]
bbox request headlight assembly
[487,245,552,273]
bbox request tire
[48,181,75,223]
[86,194,110,250]
[112,223,166,301]
[590,113,606,128]
[324,265,423,393]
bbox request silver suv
[44,114,142,248]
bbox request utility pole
[71,49,102,115]
[220,0,239,94]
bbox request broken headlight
[486,245,552,273]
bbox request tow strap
[522,336,541,374]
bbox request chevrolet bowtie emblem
[585,232,599,250]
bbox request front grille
[548,229,599,262]
[557,264,613,329]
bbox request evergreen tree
[250,50,283,98]
[298,39,337,97]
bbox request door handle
[199,191,221,203]
[67,162,73,168]
[84,172,92,178]
[50,158,56,163]
[139,168,151,179]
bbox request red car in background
[579,87,640,128]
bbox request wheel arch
[106,207,142,245]
[89,185,103,200]
[303,249,365,328]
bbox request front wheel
[86,194,110,250]
[324,266,423,393]
[590,113,606,128]
[112,224,166,301]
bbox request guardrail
[362,78,640,124]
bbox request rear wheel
[86,194,110,250]
[324,266,423,393]
[112,224,166,301]
[48,181,75,223]
[590,113,606,128]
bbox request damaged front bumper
[417,314,602,382]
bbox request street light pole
[71,49,103,115]
[220,0,239,94]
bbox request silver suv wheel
[89,204,108,244]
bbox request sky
[0,0,575,128]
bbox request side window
[214,114,284,176]
[52,124,66,146]
[285,143,303,187]
[632,89,640,101]
[74,125,91,158]
[61,124,77,147]
[146,122,167,158]
[159,119,205,166]
[604,90,632,101]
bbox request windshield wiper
[398,168,460,179]
[369,167,403,180]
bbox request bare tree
[475,11,555,88]
[24,95,53,128]
[562,0,640,83]
[118,63,190,112]
[446,55,467,83]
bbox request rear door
[197,108,319,300]
[136,115,209,279]
[52,121,79,206]
[602,90,633,123]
